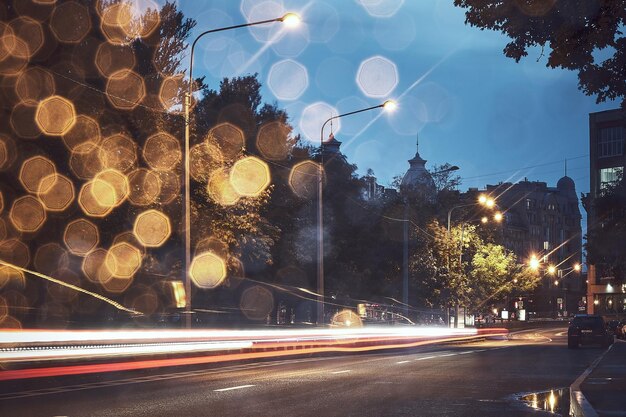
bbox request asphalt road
[0,327,608,417]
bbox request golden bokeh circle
[256,121,291,161]
[82,248,113,284]
[189,252,227,289]
[50,1,91,43]
[69,142,104,180]
[143,132,181,171]
[99,133,137,173]
[10,195,46,232]
[105,242,142,279]
[158,74,184,111]
[128,168,161,206]
[95,42,136,78]
[34,242,70,276]
[240,285,274,321]
[229,156,271,197]
[133,209,171,248]
[78,181,113,217]
[62,115,101,152]
[0,238,30,268]
[37,173,75,211]
[10,102,41,139]
[289,160,323,199]
[207,168,240,206]
[105,69,146,110]
[35,95,77,136]
[208,122,244,161]
[92,169,129,208]
[64,218,99,256]
[189,142,223,182]
[15,66,55,104]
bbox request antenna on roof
[564,158,567,177]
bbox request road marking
[437,353,457,357]
[213,385,255,392]
[396,360,410,364]
[331,370,351,374]
[415,356,437,360]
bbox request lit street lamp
[316,100,396,324]
[183,13,300,328]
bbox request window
[599,166,623,192]
[598,126,624,158]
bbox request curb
[569,343,614,417]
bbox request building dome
[557,175,575,192]
[400,134,435,198]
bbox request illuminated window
[598,126,624,158]
[599,166,623,192]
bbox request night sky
[175,0,618,232]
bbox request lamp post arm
[320,104,385,144]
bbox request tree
[454,0,626,107]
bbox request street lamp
[183,13,300,328]
[316,100,396,324]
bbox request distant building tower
[400,134,436,199]
[322,132,346,162]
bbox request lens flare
[82,248,113,284]
[195,237,229,258]
[11,103,41,139]
[143,132,182,171]
[289,160,323,199]
[240,285,274,321]
[268,59,308,100]
[50,1,91,43]
[0,35,29,76]
[70,142,104,179]
[155,171,179,205]
[0,239,30,269]
[10,196,46,232]
[64,218,99,256]
[93,169,129,207]
[158,74,184,111]
[189,142,224,182]
[0,135,17,171]
[299,101,340,143]
[36,95,77,136]
[133,209,171,248]
[230,156,271,197]
[190,252,227,289]
[356,55,399,98]
[95,42,136,77]
[331,309,363,327]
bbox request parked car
[607,320,622,338]
[567,315,614,349]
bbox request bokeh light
[128,168,161,206]
[47,268,80,303]
[357,0,405,18]
[64,218,99,256]
[11,103,41,139]
[289,160,323,199]
[15,66,55,104]
[82,248,113,284]
[133,209,171,248]
[207,168,240,206]
[0,34,29,76]
[256,121,291,161]
[195,237,229,258]
[0,265,25,290]
[95,42,136,77]
[143,132,182,171]
[240,285,274,321]
[331,309,363,327]
[35,95,77,136]
[62,115,101,152]
[230,156,271,197]
[78,181,113,217]
[37,173,75,211]
[0,238,30,269]
[19,155,56,194]
[207,122,244,162]
[267,59,308,101]
[10,195,46,232]
[100,2,133,45]
[50,1,91,43]
[99,133,137,173]
[105,69,146,110]
[241,0,286,43]
[189,251,227,289]
[155,171,179,205]
[299,101,340,143]
[158,74,184,111]
[34,243,69,276]
[0,135,18,171]
[93,169,130,208]
[356,55,398,98]
[9,16,44,58]
[190,142,224,182]
[105,242,142,279]
[69,142,105,179]
[113,231,146,256]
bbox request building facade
[465,177,583,317]
[584,109,626,316]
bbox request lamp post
[183,13,300,328]
[316,100,396,325]
[445,195,497,327]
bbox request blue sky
[174,0,617,223]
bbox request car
[607,320,622,337]
[568,315,614,349]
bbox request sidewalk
[580,340,626,416]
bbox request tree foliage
[454,0,626,107]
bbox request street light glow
[382,100,397,112]
[529,255,540,270]
[547,265,556,275]
[494,212,503,222]
[280,13,301,28]
[574,263,581,272]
